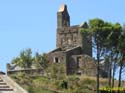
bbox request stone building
[7,4,108,77]
[47,4,98,76]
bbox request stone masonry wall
[56,27,79,50]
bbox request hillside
[9,72,110,93]
[8,59,124,93]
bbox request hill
[9,72,110,93]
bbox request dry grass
[79,75,125,87]
[79,75,107,81]
[79,75,108,87]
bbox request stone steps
[0,82,7,84]
[0,85,10,88]
[0,76,14,92]
[0,79,3,82]
[0,88,13,91]
[0,73,29,93]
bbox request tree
[89,18,103,93]
[33,52,42,68]
[111,51,119,88]
[33,52,49,69]
[11,48,33,69]
[89,18,113,93]
[20,48,32,68]
[11,57,21,66]
[80,19,124,90]
[117,29,125,87]
[106,23,122,87]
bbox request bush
[59,80,68,89]
[28,86,34,93]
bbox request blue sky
[0,0,125,78]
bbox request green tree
[33,52,49,69]
[117,29,125,87]
[89,18,104,93]
[33,52,42,68]
[89,18,113,93]
[40,53,49,69]
[20,48,32,68]
[107,23,122,87]
[11,57,21,66]
[11,48,33,68]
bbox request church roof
[70,25,79,28]
[66,46,81,52]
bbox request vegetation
[10,72,109,93]
[9,62,125,93]
[11,48,49,69]
[81,18,125,93]
[11,48,33,68]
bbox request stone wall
[80,32,92,56]
[47,51,66,63]
[65,47,82,75]
[66,54,97,76]
[7,68,44,76]
[56,26,79,50]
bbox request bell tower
[57,4,70,28]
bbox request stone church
[7,4,108,77]
[47,4,101,76]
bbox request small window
[77,57,81,68]
[68,38,72,45]
[54,57,59,63]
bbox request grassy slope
[10,73,109,93]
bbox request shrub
[28,86,34,93]
[59,80,68,89]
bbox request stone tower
[56,4,92,56]
[57,4,70,28]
